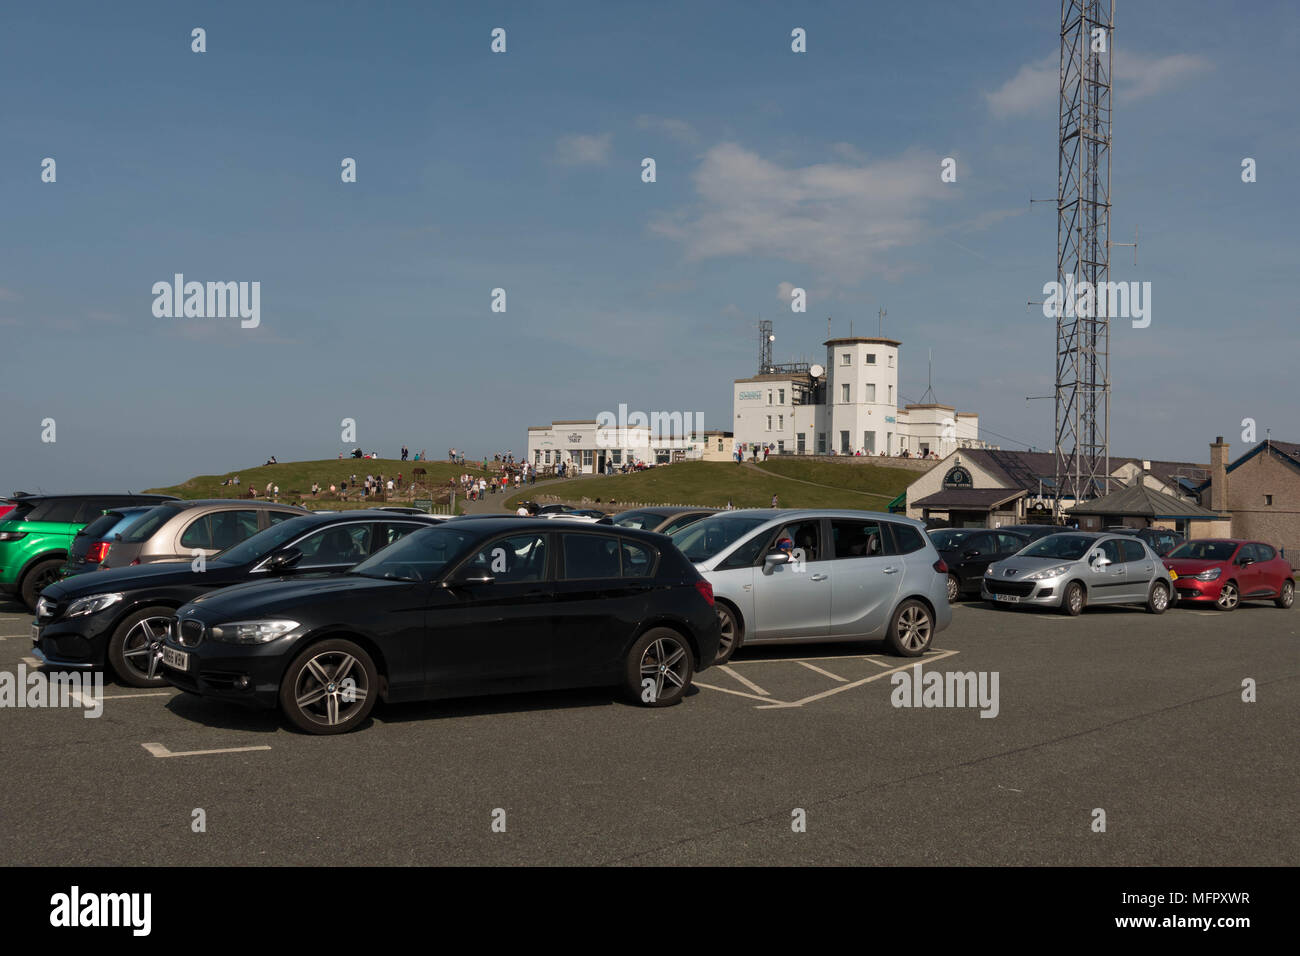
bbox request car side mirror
[764,551,791,571]
[1090,550,1110,568]
[266,547,303,571]
[1238,557,1254,567]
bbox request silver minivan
[101,500,308,568]
[669,509,952,663]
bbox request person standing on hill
[771,494,779,508]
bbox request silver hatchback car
[669,509,952,663]
[101,500,308,568]
[981,531,1175,615]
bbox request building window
[864,383,876,402]
[841,353,851,366]
[1265,494,1274,505]
[612,450,622,464]
[778,415,784,429]
[778,388,785,405]
[766,415,772,431]
[888,384,893,403]
[817,433,826,453]
[888,354,894,368]
[544,450,551,464]
[864,431,875,454]
[797,433,806,453]
[716,439,723,451]
[839,431,850,454]
[534,450,541,464]
[841,384,850,403]
[777,440,785,453]
[582,450,593,467]
[767,389,773,405]
[866,353,876,365]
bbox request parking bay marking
[142,742,271,759]
[717,665,769,696]
[696,649,960,710]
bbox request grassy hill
[505,459,918,511]
[147,459,490,507]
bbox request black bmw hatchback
[159,519,720,734]
[33,511,439,686]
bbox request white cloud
[986,49,1211,118]
[554,132,613,166]
[650,142,952,282]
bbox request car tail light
[85,542,110,563]
[933,558,948,574]
[694,579,714,605]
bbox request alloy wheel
[896,604,932,652]
[293,651,369,727]
[121,616,172,681]
[1217,583,1239,610]
[946,574,960,603]
[640,636,689,703]
[715,608,736,660]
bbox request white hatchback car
[669,509,952,663]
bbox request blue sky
[2,0,1297,491]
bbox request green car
[0,493,177,610]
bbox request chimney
[1210,437,1229,514]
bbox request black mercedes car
[32,511,439,686]
[159,518,720,734]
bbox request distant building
[733,337,986,458]
[1194,438,1300,556]
[526,419,717,474]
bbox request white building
[526,419,719,475]
[732,337,984,458]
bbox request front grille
[177,619,204,648]
[986,579,1035,597]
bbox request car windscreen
[612,511,656,529]
[1020,534,1096,560]
[348,526,478,582]
[929,529,976,549]
[1168,540,1238,562]
[669,514,770,563]
[118,505,178,542]
[212,515,321,566]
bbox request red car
[1162,539,1295,611]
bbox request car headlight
[1193,567,1222,582]
[1026,564,1072,581]
[36,596,54,617]
[209,620,300,644]
[66,592,124,617]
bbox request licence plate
[995,593,1020,603]
[31,623,39,645]
[162,646,190,672]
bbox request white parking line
[861,657,891,668]
[141,742,271,759]
[797,660,847,682]
[72,690,174,705]
[790,649,961,707]
[22,656,39,667]
[717,665,769,696]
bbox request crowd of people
[734,442,940,462]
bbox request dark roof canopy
[1067,483,1221,519]
[913,488,1025,510]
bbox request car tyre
[946,574,961,603]
[279,638,378,735]
[1215,581,1239,611]
[626,627,694,707]
[714,604,741,664]
[1274,579,1294,609]
[886,599,934,657]
[1060,581,1085,616]
[1145,582,1170,615]
[108,605,174,687]
[20,558,64,611]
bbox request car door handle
[883,566,899,574]
[810,573,828,581]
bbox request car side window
[180,516,212,550]
[960,532,993,555]
[373,522,424,553]
[1256,543,1276,561]
[830,520,883,559]
[1120,539,1146,563]
[772,520,822,562]
[561,534,620,580]
[74,499,119,522]
[267,511,298,526]
[1099,539,1123,564]
[468,533,549,583]
[1237,544,1258,564]
[659,513,703,535]
[211,510,261,550]
[620,540,657,578]
[296,525,371,567]
[42,500,82,522]
[997,533,1025,554]
[886,523,927,555]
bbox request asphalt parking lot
[0,596,1295,866]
